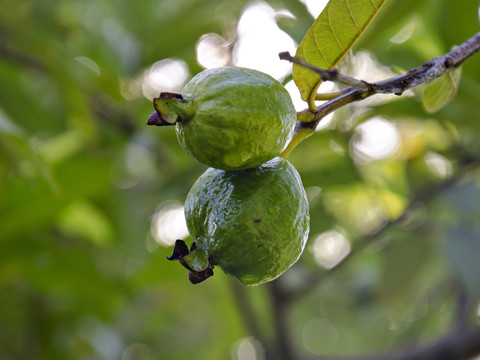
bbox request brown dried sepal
[147,92,189,126]
[167,240,214,284]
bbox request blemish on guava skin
[257,243,264,248]
[254,218,261,223]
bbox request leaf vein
[312,2,333,68]
[314,38,333,68]
[328,3,345,54]
[346,0,361,32]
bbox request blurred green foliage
[1,0,480,359]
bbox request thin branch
[0,40,137,136]
[268,280,295,360]
[279,51,370,91]
[372,31,480,95]
[451,281,477,334]
[229,279,269,350]
[316,89,350,101]
[299,326,480,360]
[281,31,480,133]
[0,36,46,71]
[285,158,480,304]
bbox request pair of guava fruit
[148,66,310,286]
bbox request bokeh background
[1,0,480,359]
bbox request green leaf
[422,66,462,113]
[293,0,386,106]
[57,200,114,246]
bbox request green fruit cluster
[148,66,310,286]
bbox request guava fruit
[147,66,297,170]
[167,157,310,286]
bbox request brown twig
[297,326,480,360]
[279,52,370,91]
[281,31,480,132]
[268,280,295,360]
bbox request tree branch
[229,279,270,351]
[285,157,480,304]
[296,326,480,360]
[281,31,480,133]
[371,33,480,95]
[268,280,295,360]
[279,52,370,91]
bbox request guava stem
[280,128,314,159]
[315,89,348,101]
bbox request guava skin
[184,157,310,286]
[174,67,297,170]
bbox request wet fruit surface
[148,67,297,170]
[178,157,310,286]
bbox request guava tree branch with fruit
[273,26,480,360]
[273,22,480,360]
[3,0,480,359]
[278,31,480,158]
[147,0,480,359]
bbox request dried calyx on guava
[147,66,297,170]
[167,157,310,286]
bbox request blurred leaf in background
[1,0,480,359]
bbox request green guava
[147,66,297,170]
[167,157,310,286]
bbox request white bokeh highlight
[233,1,297,81]
[310,230,351,269]
[298,0,329,18]
[231,337,265,360]
[142,58,190,99]
[351,117,401,163]
[151,201,190,246]
[196,33,232,69]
